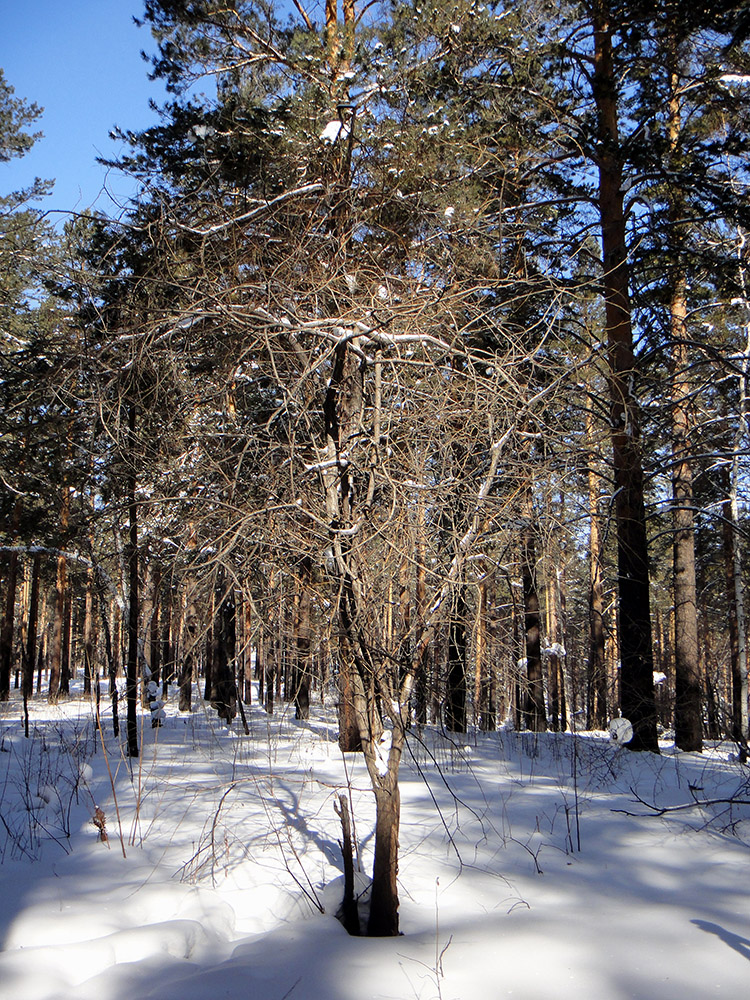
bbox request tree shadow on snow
[692,919,750,962]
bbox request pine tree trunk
[48,555,66,704]
[126,404,140,759]
[243,594,253,704]
[0,551,19,701]
[670,274,702,750]
[264,634,275,715]
[414,492,429,725]
[474,580,490,729]
[591,0,657,751]
[210,583,237,726]
[294,557,312,720]
[445,589,467,732]
[23,554,41,734]
[83,568,95,696]
[586,398,608,728]
[60,586,72,697]
[666,27,702,751]
[521,499,546,732]
[179,653,193,712]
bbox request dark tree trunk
[414,495,429,726]
[0,551,19,701]
[521,513,546,732]
[97,593,119,736]
[367,777,401,936]
[334,794,360,936]
[48,556,66,704]
[23,555,41,735]
[256,626,265,705]
[210,585,237,726]
[149,562,161,689]
[179,652,193,712]
[242,593,253,704]
[445,589,467,733]
[264,634,275,716]
[59,586,72,698]
[161,583,174,697]
[294,557,312,720]
[477,580,496,732]
[591,0,657,751]
[720,459,743,742]
[203,623,213,702]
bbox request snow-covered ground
[1,683,749,1000]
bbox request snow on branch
[176,183,325,236]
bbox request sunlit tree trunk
[521,487,546,732]
[585,398,608,729]
[126,403,140,758]
[667,25,702,751]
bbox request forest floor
[1,682,749,1000]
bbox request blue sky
[1,1,168,220]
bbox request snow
[1,684,749,1000]
[320,120,349,144]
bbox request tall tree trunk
[728,229,750,745]
[720,459,743,743]
[667,26,702,751]
[83,567,95,696]
[126,404,140,758]
[179,653,193,713]
[23,553,41,736]
[60,586,72,697]
[211,581,237,726]
[149,562,161,689]
[48,555,66,704]
[414,490,429,725]
[2,441,26,700]
[294,557,312,720]
[591,0,657,750]
[670,269,702,750]
[0,551,19,701]
[521,491,546,732]
[474,579,490,730]
[445,588,467,733]
[243,593,253,704]
[586,398,608,729]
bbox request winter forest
[3,1,750,997]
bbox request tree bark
[586,397,608,729]
[0,551,19,701]
[666,23,702,751]
[126,403,140,758]
[294,557,313,720]
[445,588,467,732]
[367,776,401,936]
[521,494,546,732]
[48,554,67,704]
[23,554,41,736]
[591,0,657,751]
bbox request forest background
[2,0,750,938]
